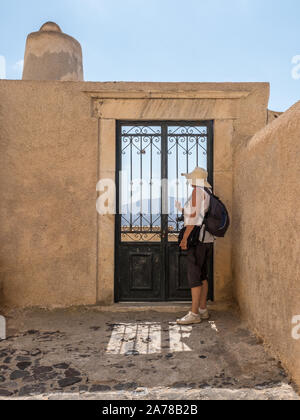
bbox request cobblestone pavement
[0,308,298,400]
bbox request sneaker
[177,312,201,325]
[199,309,210,320]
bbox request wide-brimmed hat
[181,167,212,189]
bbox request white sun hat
[181,167,212,189]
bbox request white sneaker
[199,309,210,320]
[177,312,201,325]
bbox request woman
[176,167,215,325]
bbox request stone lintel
[85,89,251,100]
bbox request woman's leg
[199,245,212,310]
[199,280,208,310]
[191,286,202,314]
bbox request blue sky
[1,0,299,111]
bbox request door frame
[114,120,214,303]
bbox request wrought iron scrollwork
[119,123,209,243]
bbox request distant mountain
[121,197,183,227]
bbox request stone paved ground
[0,308,298,400]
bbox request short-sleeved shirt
[184,187,215,243]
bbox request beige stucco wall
[0,81,97,308]
[233,101,300,388]
[0,80,269,309]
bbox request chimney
[22,22,84,81]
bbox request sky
[0,0,300,111]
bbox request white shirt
[184,187,215,243]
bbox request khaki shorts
[187,242,213,288]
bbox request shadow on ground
[0,308,298,400]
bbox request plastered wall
[0,81,98,308]
[233,101,300,388]
[0,80,269,308]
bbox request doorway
[115,121,214,302]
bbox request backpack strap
[205,187,220,201]
[199,188,211,243]
[200,224,206,243]
[204,187,213,196]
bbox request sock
[199,308,207,314]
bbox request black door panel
[118,245,163,301]
[167,245,190,300]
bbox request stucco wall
[233,101,300,388]
[0,80,269,309]
[0,80,98,308]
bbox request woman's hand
[180,238,188,250]
[180,226,194,251]
[175,201,183,213]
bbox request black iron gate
[115,121,214,302]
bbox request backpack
[202,188,230,239]
[178,188,230,247]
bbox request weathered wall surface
[0,80,98,308]
[233,101,300,388]
[0,80,270,309]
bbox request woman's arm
[179,225,194,250]
[180,188,205,250]
[180,189,197,250]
